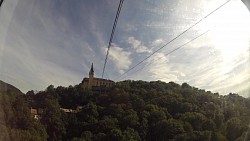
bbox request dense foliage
[0,81,47,141]
[1,80,250,141]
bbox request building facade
[82,63,114,89]
[30,107,43,120]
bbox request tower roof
[89,63,94,74]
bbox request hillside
[0,80,46,141]
[1,80,250,141]
[0,80,23,95]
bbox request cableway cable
[118,28,212,80]
[0,0,4,8]
[115,0,231,80]
[102,0,125,78]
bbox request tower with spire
[88,63,94,88]
[82,63,114,89]
[89,63,94,76]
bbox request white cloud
[146,52,184,82]
[151,38,164,47]
[127,37,151,53]
[106,44,132,74]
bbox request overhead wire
[0,0,4,8]
[102,0,125,78]
[119,28,213,80]
[115,0,231,81]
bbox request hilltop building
[82,63,114,89]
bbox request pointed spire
[91,63,94,72]
[89,63,94,75]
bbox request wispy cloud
[0,0,109,92]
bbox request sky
[0,0,249,97]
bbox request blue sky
[0,0,249,97]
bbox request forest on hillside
[0,80,250,141]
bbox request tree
[122,128,140,141]
[120,109,139,129]
[147,119,184,141]
[41,97,66,141]
[177,112,207,131]
[108,129,123,141]
[80,131,93,141]
[226,118,246,141]
[96,116,118,133]
[12,95,33,129]
[78,102,99,123]
[202,119,216,131]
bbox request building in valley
[30,107,43,120]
